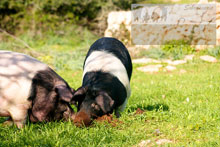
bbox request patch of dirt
[73,111,91,127]
[135,108,145,115]
[73,113,124,127]
[95,114,123,127]
[96,114,113,122]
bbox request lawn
[0,28,220,146]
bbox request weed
[161,40,196,60]
[207,46,220,58]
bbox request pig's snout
[73,111,91,127]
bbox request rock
[137,139,172,147]
[156,139,172,145]
[186,97,190,102]
[138,140,151,147]
[162,59,173,64]
[195,45,208,50]
[133,56,192,66]
[154,129,161,136]
[198,0,208,4]
[105,1,220,47]
[171,0,181,2]
[165,65,176,71]
[132,58,161,64]
[179,69,187,74]
[105,11,131,37]
[169,60,187,65]
[137,64,162,73]
[163,59,186,65]
[200,55,218,63]
[184,55,194,61]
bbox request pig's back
[0,51,48,103]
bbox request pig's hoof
[115,112,121,118]
[15,123,24,129]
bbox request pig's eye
[91,103,100,111]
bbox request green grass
[1,27,220,146]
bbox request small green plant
[110,23,131,46]
[136,40,196,60]
[143,48,166,59]
[161,40,195,60]
[207,46,220,58]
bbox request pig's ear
[31,90,57,122]
[70,86,88,104]
[55,85,74,102]
[95,92,114,114]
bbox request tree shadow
[128,103,169,113]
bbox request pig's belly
[0,76,32,117]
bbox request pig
[0,51,75,128]
[72,37,132,126]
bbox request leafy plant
[141,47,166,59]
[161,40,195,60]
[207,46,220,58]
[0,0,144,36]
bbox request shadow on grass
[0,117,6,123]
[128,103,169,113]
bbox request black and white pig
[0,51,75,128]
[72,37,132,126]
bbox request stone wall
[104,1,220,49]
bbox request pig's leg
[9,105,29,128]
[115,98,128,118]
[0,96,14,126]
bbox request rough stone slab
[184,55,195,61]
[137,64,162,73]
[137,139,172,146]
[200,55,218,63]
[132,58,161,64]
[162,59,186,65]
[169,60,187,65]
[165,65,177,71]
[156,139,173,145]
[138,140,151,147]
[179,69,187,74]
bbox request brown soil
[135,108,145,115]
[73,111,91,127]
[95,114,123,127]
[96,114,113,123]
[73,113,124,127]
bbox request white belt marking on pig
[83,50,131,98]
